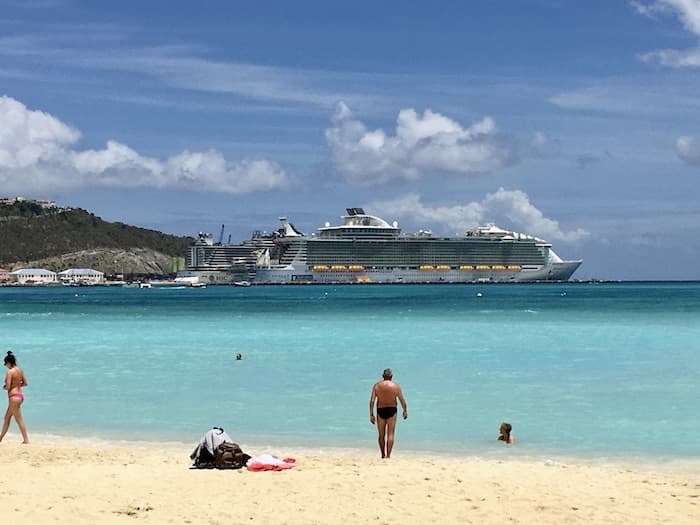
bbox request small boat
[233,280,251,287]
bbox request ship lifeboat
[419,265,434,272]
[507,265,522,272]
[436,265,451,272]
[330,265,347,272]
[475,265,491,271]
[348,265,365,272]
[459,265,474,271]
[491,265,506,271]
[313,265,329,272]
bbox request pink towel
[246,454,296,471]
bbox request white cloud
[635,0,700,66]
[627,233,661,246]
[640,46,700,66]
[528,131,560,158]
[367,190,589,243]
[0,95,288,194]
[5,0,65,7]
[633,0,700,34]
[630,0,657,17]
[109,54,349,108]
[0,35,371,111]
[164,152,287,193]
[549,85,656,114]
[0,97,80,169]
[547,81,700,115]
[325,102,516,185]
[676,135,700,164]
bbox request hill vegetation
[0,201,192,273]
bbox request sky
[1,0,700,280]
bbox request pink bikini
[9,392,24,402]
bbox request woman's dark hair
[4,351,16,366]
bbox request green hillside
[0,201,192,265]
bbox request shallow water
[1,282,699,459]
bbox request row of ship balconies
[311,264,526,272]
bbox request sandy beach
[0,436,698,524]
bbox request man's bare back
[373,380,403,408]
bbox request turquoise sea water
[1,283,699,460]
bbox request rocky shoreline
[2,247,180,275]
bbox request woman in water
[498,422,515,444]
[0,351,29,443]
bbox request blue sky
[1,0,700,280]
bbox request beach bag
[214,442,249,469]
[190,427,232,468]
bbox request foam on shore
[6,430,700,475]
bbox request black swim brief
[376,406,397,419]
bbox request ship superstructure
[176,232,256,285]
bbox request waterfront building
[58,268,105,285]
[11,268,58,285]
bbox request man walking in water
[369,368,407,458]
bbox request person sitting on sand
[498,422,515,444]
[0,351,29,444]
[369,368,407,459]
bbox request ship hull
[254,260,582,284]
[175,270,241,285]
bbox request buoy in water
[476,292,483,298]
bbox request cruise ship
[175,232,257,285]
[249,208,581,284]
